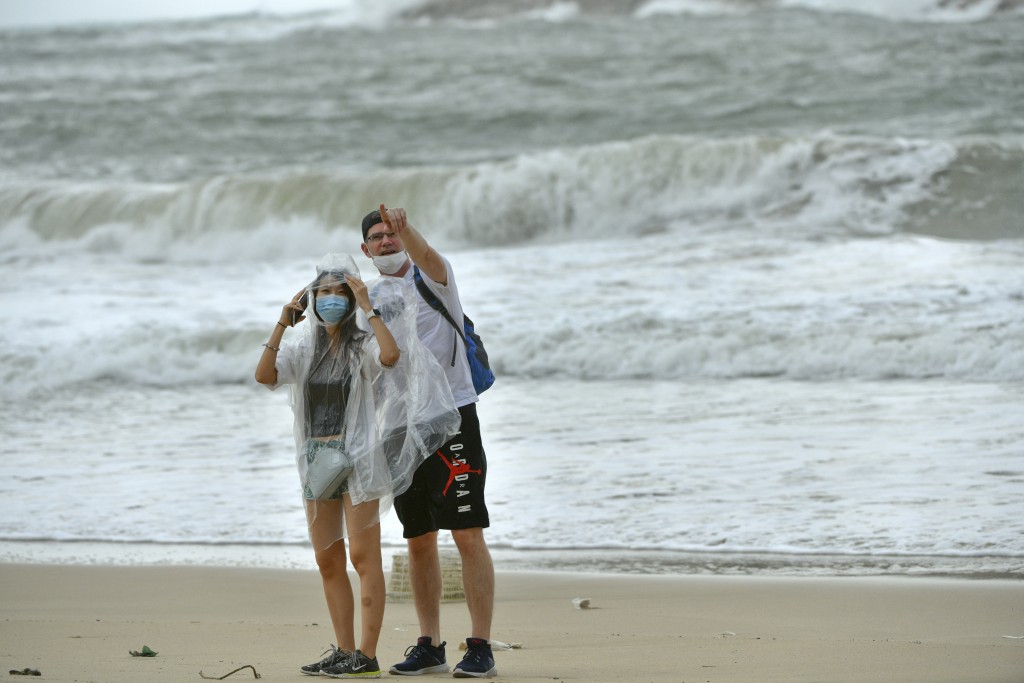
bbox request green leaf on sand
[129,645,158,657]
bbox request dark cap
[361,209,384,241]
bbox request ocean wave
[405,0,1024,23]
[5,0,1018,33]
[776,0,1021,23]
[1,292,1021,397]
[500,315,1024,382]
[4,538,1021,578]
[1,0,430,34]
[1,133,1020,259]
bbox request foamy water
[1,236,1022,576]
[1,376,1021,576]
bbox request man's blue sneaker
[453,637,497,678]
[388,636,449,676]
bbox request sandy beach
[1,564,1021,682]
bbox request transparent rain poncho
[269,253,461,551]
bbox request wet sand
[1,564,1022,682]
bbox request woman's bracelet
[276,321,287,329]
[262,343,280,352]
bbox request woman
[255,253,460,679]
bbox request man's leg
[407,531,442,642]
[452,527,494,640]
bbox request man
[360,204,496,679]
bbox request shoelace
[318,646,350,668]
[404,643,435,660]
[460,645,489,665]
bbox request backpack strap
[413,266,466,366]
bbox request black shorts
[394,403,490,538]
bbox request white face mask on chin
[372,250,409,275]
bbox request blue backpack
[413,267,495,395]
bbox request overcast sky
[0,0,337,28]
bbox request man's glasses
[365,231,398,245]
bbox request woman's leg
[307,499,355,651]
[344,497,385,658]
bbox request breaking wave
[1,133,1020,264]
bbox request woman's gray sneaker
[300,645,351,676]
[322,650,381,679]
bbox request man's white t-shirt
[402,257,478,408]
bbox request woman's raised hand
[281,289,307,327]
[344,274,372,312]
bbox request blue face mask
[315,295,350,324]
